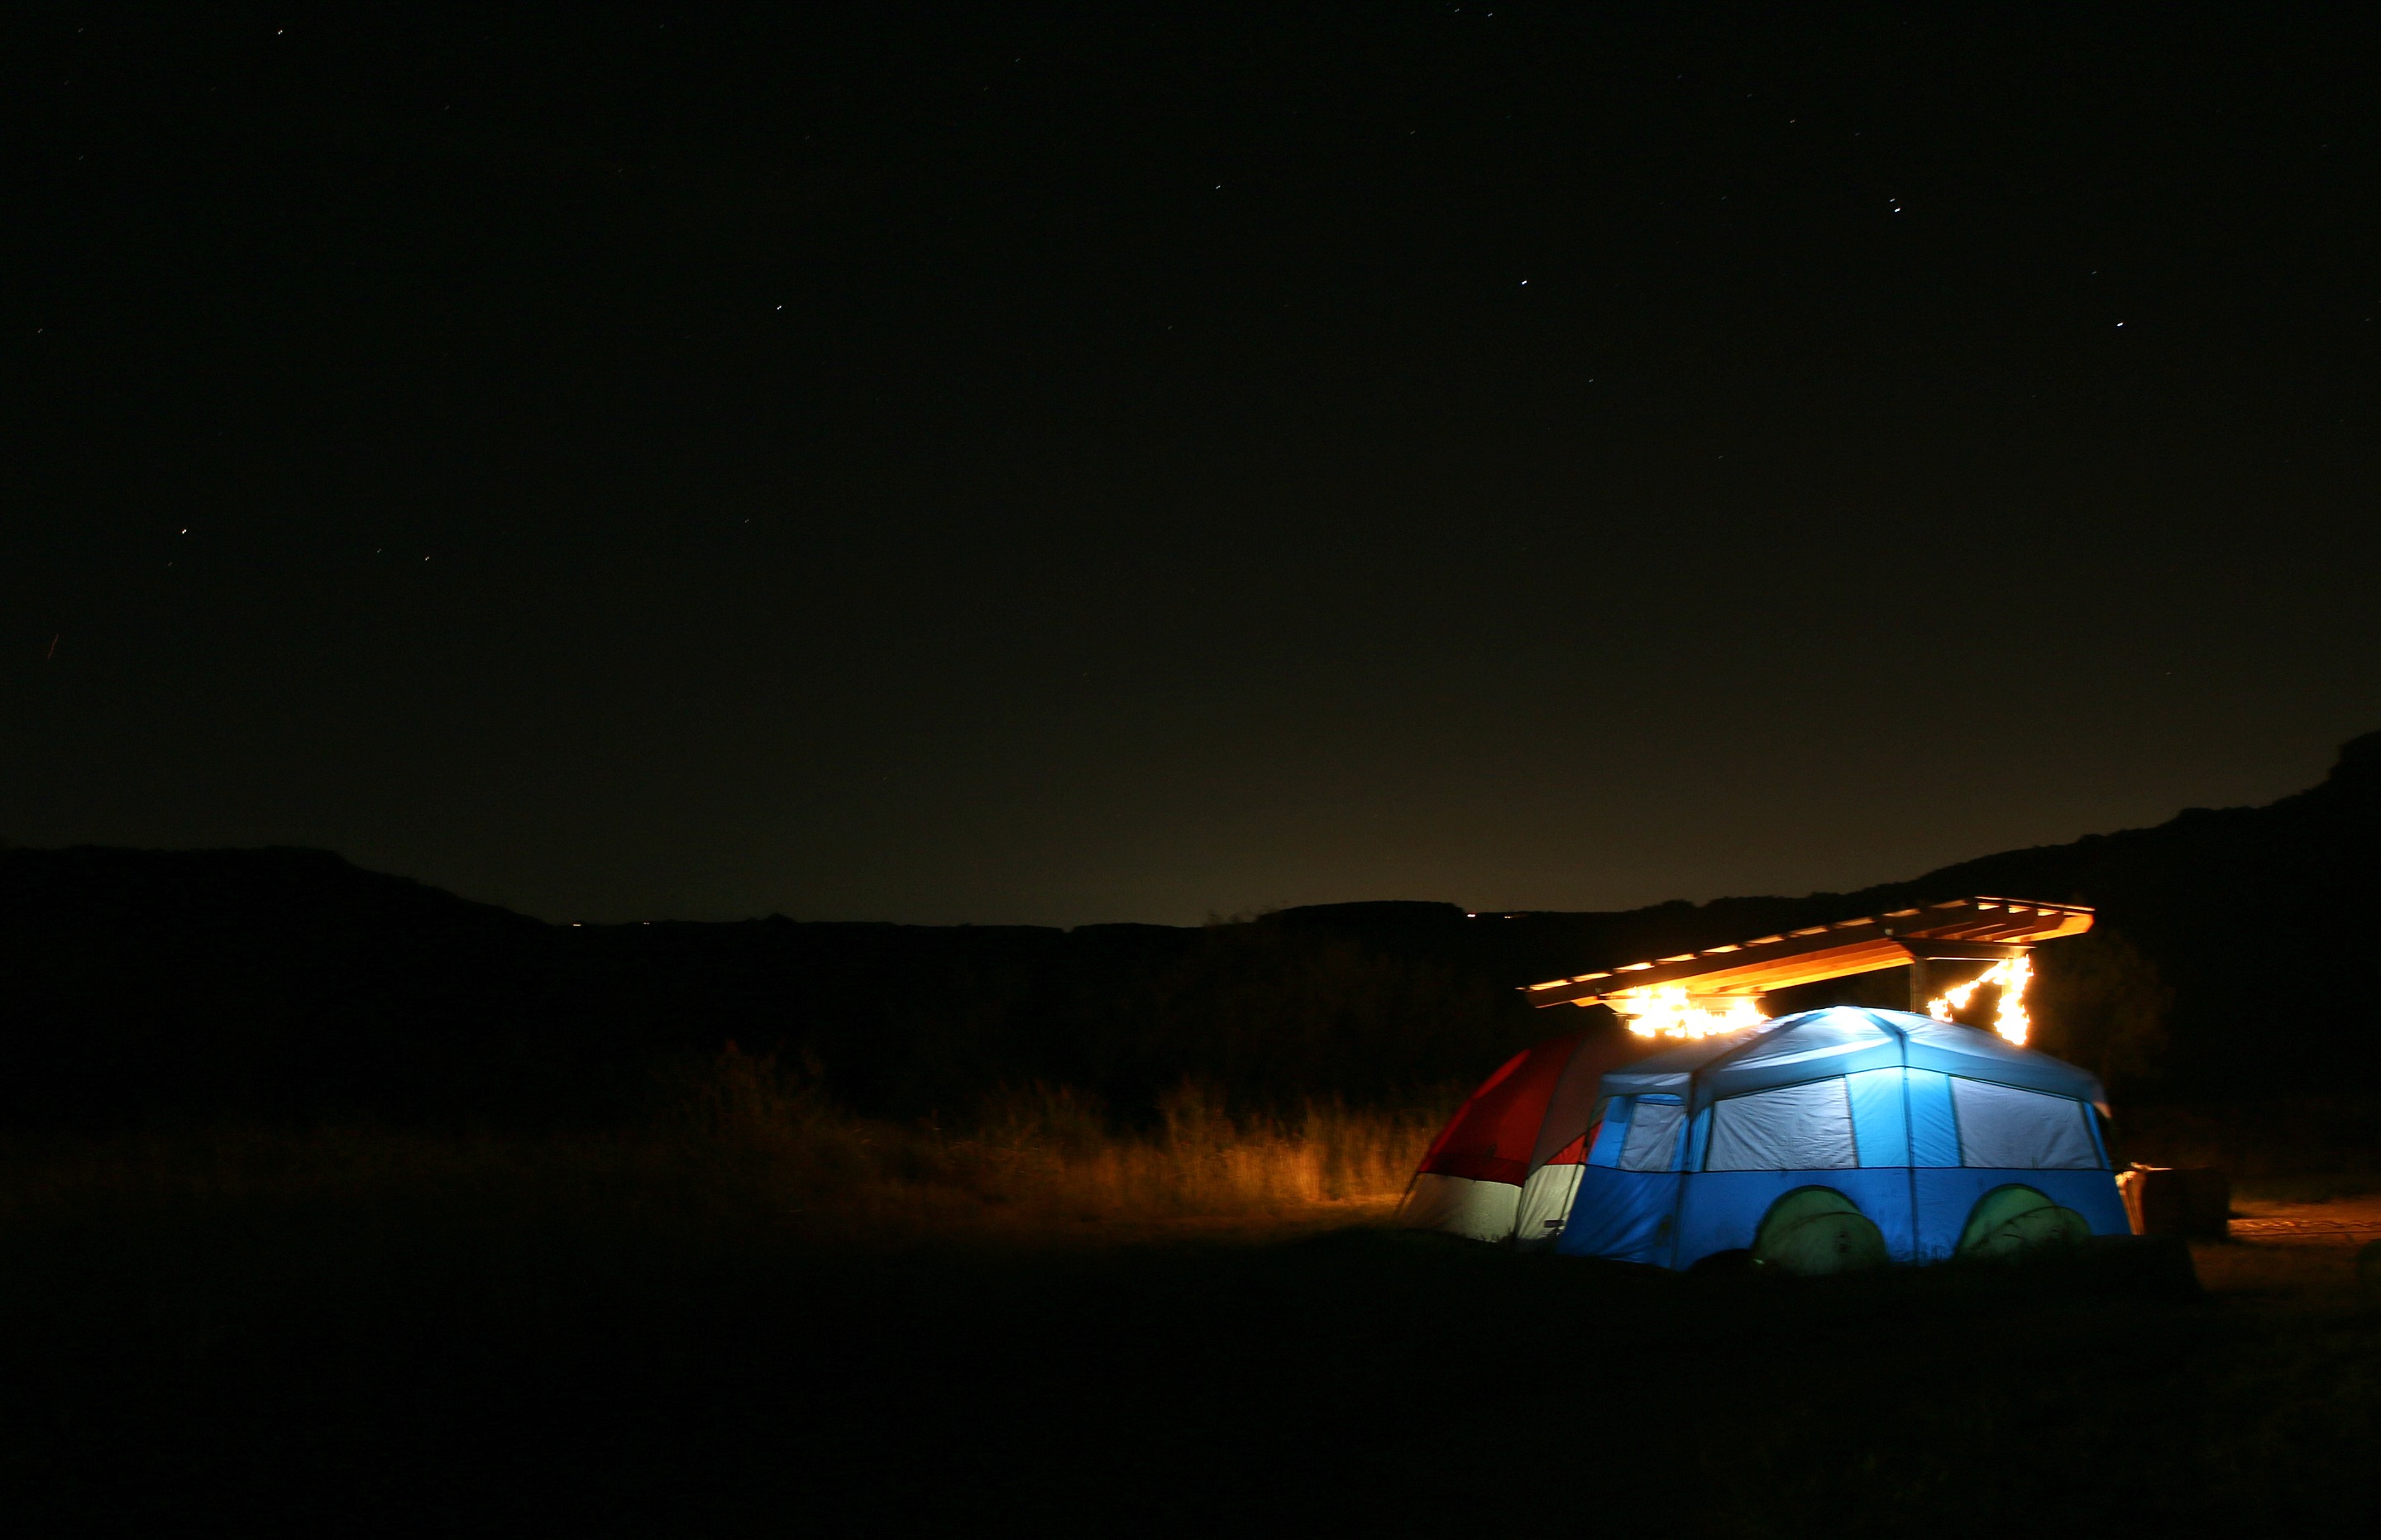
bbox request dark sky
[7,5,2379,925]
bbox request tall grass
[0,1053,1455,1250]
[680,1050,1451,1236]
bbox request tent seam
[1897,1015,1920,1260]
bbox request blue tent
[1552,1007,2130,1269]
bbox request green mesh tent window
[1751,1187,1887,1275]
[1957,1184,2089,1259]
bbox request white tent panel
[1514,1162,1585,1243]
[1705,1078,1856,1171]
[1950,1078,2101,1169]
[1618,1098,1688,1172]
[1402,1172,1522,1240]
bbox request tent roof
[1523,896,2092,1008]
[1413,1034,1578,1185]
[1599,1007,2109,1112]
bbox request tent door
[1514,1163,1585,1244]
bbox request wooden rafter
[1522,897,2093,1008]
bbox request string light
[1608,985,1765,1040]
[1927,954,2034,1046]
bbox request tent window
[1617,1096,1686,1173]
[1950,1079,2102,1170]
[1704,1078,1856,1171]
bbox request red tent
[1403,1029,1645,1241]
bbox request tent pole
[1907,956,1931,1014]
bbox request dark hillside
[553,909,1515,1120]
[1767,729,2381,1086]
[0,847,558,1123]
[1473,731,2381,1088]
[3,732,2377,1126]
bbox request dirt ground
[2194,1192,2381,1301]
[2229,1191,2381,1242]
[4,1155,2377,1536]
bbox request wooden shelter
[1522,897,2094,1014]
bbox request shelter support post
[1901,940,2030,1016]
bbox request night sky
[8,6,2379,925]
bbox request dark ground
[2,1141,2374,1539]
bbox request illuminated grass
[0,1056,1451,1254]
[677,1052,1446,1236]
